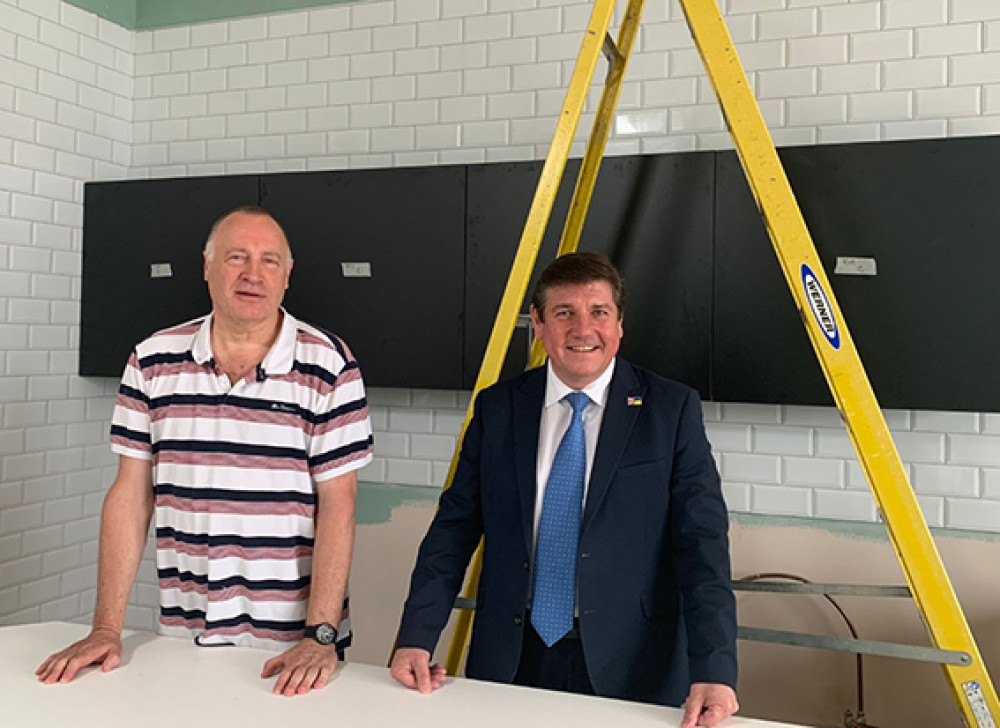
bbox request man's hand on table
[35,626,123,684]
[681,682,739,727]
[261,639,340,696]
[389,647,447,694]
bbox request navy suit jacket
[396,359,737,706]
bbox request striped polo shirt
[110,309,374,651]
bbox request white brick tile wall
[360,457,387,482]
[883,0,947,29]
[433,409,465,435]
[819,2,882,34]
[374,431,409,458]
[722,403,782,424]
[788,94,848,124]
[387,458,433,486]
[329,78,372,104]
[753,425,813,455]
[309,6,350,34]
[352,1,394,29]
[953,0,999,24]
[465,14,512,43]
[722,482,751,512]
[851,29,913,62]
[429,461,450,488]
[418,70,463,97]
[982,469,1000,499]
[814,488,877,521]
[912,410,980,433]
[209,44,246,69]
[388,407,434,433]
[950,115,1000,135]
[949,435,1000,467]
[952,52,1000,84]
[759,8,819,41]
[23,525,62,554]
[751,484,812,517]
[722,453,782,483]
[411,389,459,408]
[269,11,308,39]
[411,433,458,460]
[849,89,912,121]
[916,23,981,57]
[783,456,845,488]
[985,84,1000,114]
[883,57,947,89]
[912,463,979,496]
[946,497,1000,531]
[916,86,981,118]
[788,34,848,67]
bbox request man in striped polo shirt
[37,206,374,697]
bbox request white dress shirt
[531,358,616,557]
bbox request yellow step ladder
[434,1,999,724]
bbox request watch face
[314,623,337,645]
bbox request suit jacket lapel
[582,359,644,533]
[514,368,545,556]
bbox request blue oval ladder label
[801,263,841,350]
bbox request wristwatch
[304,622,338,646]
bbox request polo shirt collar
[190,308,298,377]
[263,309,297,375]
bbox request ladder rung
[738,626,972,667]
[733,581,911,598]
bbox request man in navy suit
[390,253,738,727]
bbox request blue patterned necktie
[531,391,590,647]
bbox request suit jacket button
[522,561,529,569]
[513,615,522,625]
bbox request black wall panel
[464,153,715,396]
[80,175,259,376]
[715,136,1000,411]
[259,166,466,389]
[80,136,1000,411]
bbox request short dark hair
[204,206,292,262]
[530,252,625,321]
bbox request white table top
[4,622,801,727]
